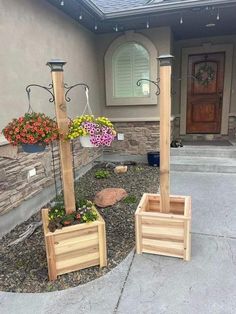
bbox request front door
[186,52,225,134]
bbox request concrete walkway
[1,171,236,314]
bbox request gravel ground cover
[0,163,159,293]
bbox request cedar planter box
[42,208,107,281]
[135,193,191,261]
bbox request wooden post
[47,60,76,214]
[158,55,174,213]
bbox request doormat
[182,140,232,146]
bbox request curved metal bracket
[136,78,160,96]
[64,83,89,102]
[25,84,55,103]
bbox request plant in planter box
[67,114,116,147]
[42,198,107,280]
[48,200,98,232]
[2,112,59,153]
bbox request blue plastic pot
[147,151,160,167]
[22,143,46,153]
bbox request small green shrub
[123,195,137,204]
[94,169,110,179]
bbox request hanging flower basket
[79,135,96,148]
[2,112,59,153]
[67,115,116,148]
[22,143,46,153]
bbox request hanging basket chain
[51,142,58,197]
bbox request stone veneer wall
[0,140,101,216]
[106,121,174,155]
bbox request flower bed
[0,164,159,292]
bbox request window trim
[104,31,158,106]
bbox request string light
[94,23,98,31]
[60,1,64,6]
[180,16,183,24]
[79,13,83,20]
[146,19,150,29]
[115,24,118,32]
[216,9,220,20]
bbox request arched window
[105,32,158,106]
[112,43,150,98]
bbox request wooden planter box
[135,193,191,261]
[42,208,107,281]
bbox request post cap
[47,59,66,71]
[158,54,174,66]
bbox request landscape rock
[114,166,128,174]
[94,188,127,207]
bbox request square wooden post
[47,60,76,214]
[158,55,174,214]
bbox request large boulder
[94,188,127,208]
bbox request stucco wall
[0,0,102,133]
[0,0,102,235]
[95,27,172,120]
[172,34,236,116]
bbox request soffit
[46,0,236,39]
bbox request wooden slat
[141,211,191,221]
[56,252,100,271]
[135,213,142,254]
[98,222,107,267]
[148,203,184,214]
[42,208,57,281]
[56,244,99,263]
[54,235,98,255]
[184,196,192,261]
[142,238,184,251]
[142,233,183,242]
[135,193,149,214]
[141,217,184,228]
[57,258,100,276]
[142,225,184,239]
[54,226,98,242]
[142,248,183,259]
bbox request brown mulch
[0,163,159,293]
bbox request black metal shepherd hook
[25,84,55,112]
[64,83,89,102]
[136,78,160,96]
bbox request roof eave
[80,0,105,19]
[101,0,236,19]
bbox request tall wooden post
[158,55,174,213]
[47,60,76,214]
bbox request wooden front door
[186,52,225,134]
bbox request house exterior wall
[172,34,236,138]
[0,0,102,234]
[96,26,172,120]
[0,0,101,132]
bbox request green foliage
[135,166,143,172]
[48,204,66,221]
[48,199,98,232]
[123,195,137,204]
[94,169,110,179]
[81,209,98,223]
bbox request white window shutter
[113,43,150,98]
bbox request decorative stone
[94,188,127,207]
[114,166,128,174]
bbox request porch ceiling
[46,0,236,39]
